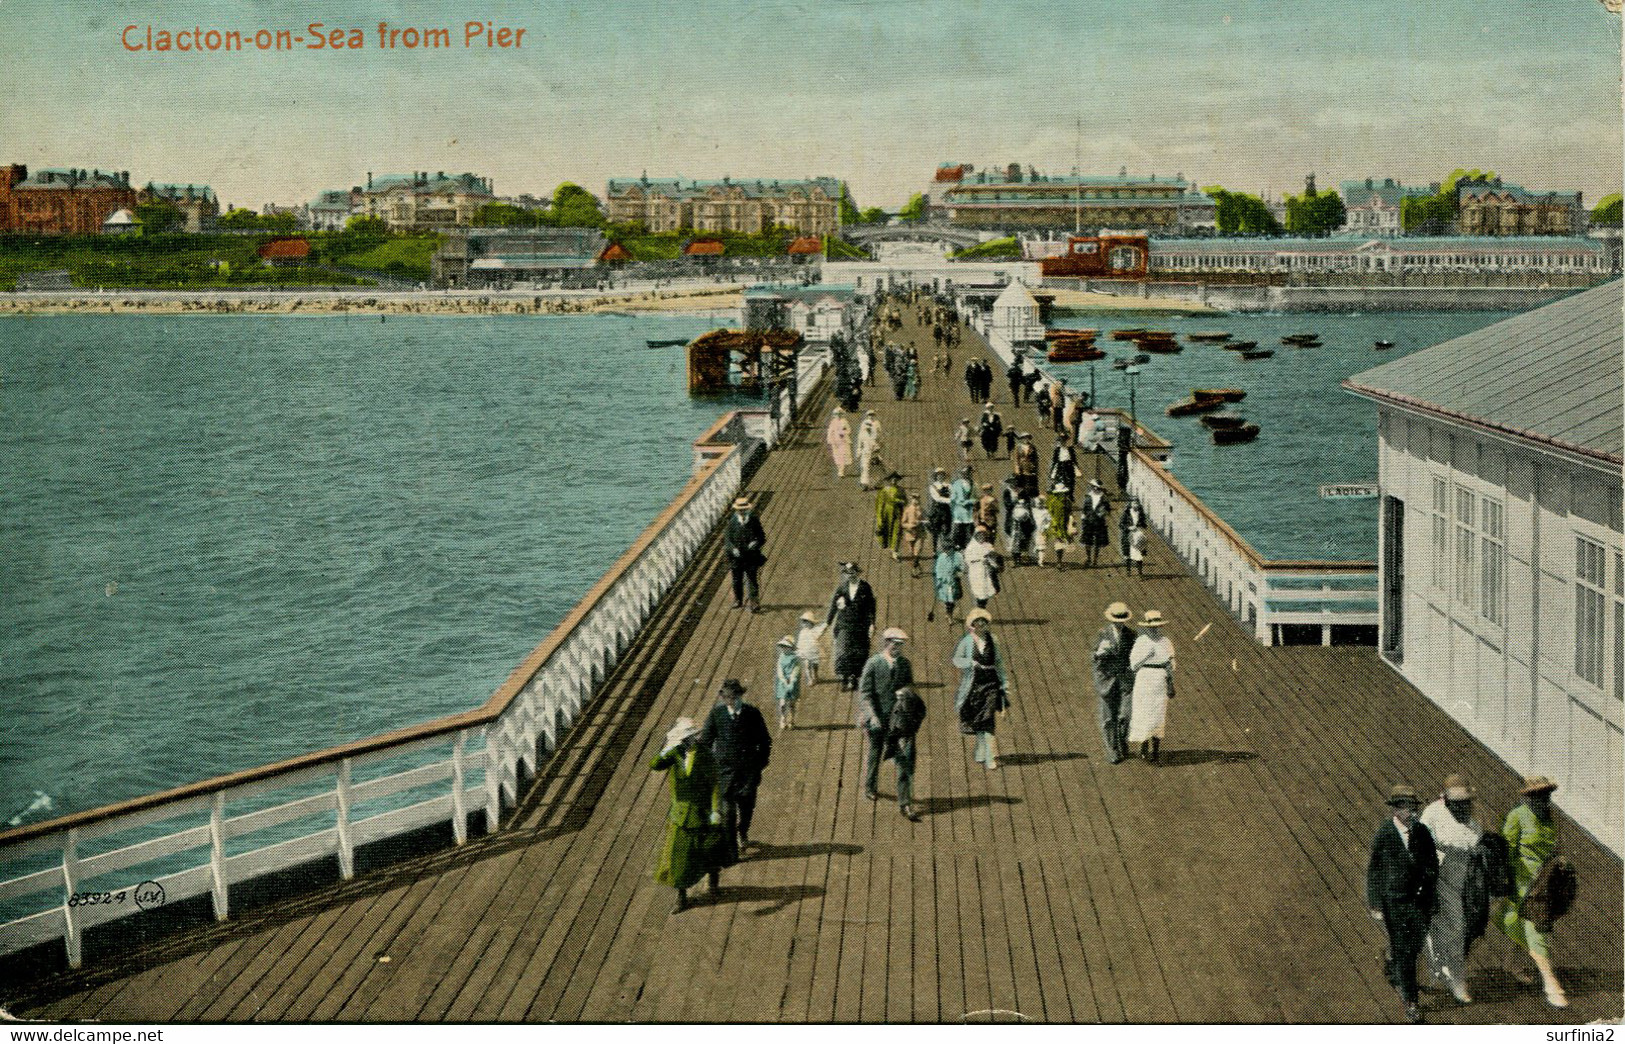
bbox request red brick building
[1,165,138,234]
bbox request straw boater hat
[1386,784,1421,807]
[1521,775,1558,795]
[1052,482,1070,493]
[1139,609,1166,628]
[1442,774,1474,801]
[665,716,700,748]
[732,496,752,510]
[881,626,909,642]
[777,635,796,649]
[799,610,819,623]
[966,608,993,627]
[1104,602,1132,623]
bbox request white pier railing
[0,392,810,969]
[1123,433,1378,645]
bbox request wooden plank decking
[4,305,1620,1024]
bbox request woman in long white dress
[962,527,1000,609]
[1126,609,1175,763]
[825,408,852,478]
[855,412,882,490]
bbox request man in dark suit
[857,628,914,804]
[698,679,772,860]
[723,496,766,612]
[1366,784,1438,1023]
[1090,601,1137,763]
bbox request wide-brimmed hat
[933,466,948,476]
[1019,432,1033,440]
[1441,774,1475,801]
[966,608,992,627]
[1139,610,1165,628]
[1052,482,1070,493]
[881,626,909,642]
[718,678,746,698]
[777,635,796,649]
[984,401,995,409]
[732,496,752,510]
[665,717,701,748]
[832,407,844,415]
[1521,775,1558,795]
[1104,602,1132,623]
[798,610,819,623]
[1088,478,1104,489]
[1386,784,1421,808]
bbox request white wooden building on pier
[1344,282,1624,853]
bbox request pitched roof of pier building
[1344,280,1623,464]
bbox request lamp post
[1123,364,1141,437]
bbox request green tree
[1203,187,1282,236]
[839,183,862,226]
[217,208,263,230]
[260,211,298,233]
[1284,187,1346,237]
[550,183,604,227]
[345,214,389,235]
[859,206,888,224]
[897,192,925,223]
[1400,169,1497,234]
[472,202,538,227]
[1590,193,1622,227]
[135,202,183,234]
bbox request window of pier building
[1576,535,1610,689]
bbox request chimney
[1304,173,1316,196]
[367,172,373,189]
[1366,178,1374,190]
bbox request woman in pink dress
[825,407,852,478]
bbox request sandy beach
[0,284,748,318]
[1045,286,1219,314]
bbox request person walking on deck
[1120,496,1149,578]
[1079,477,1112,567]
[884,684,927,820]
[1091,602,1136,763]
[794,610,825,687]
[874,472,906,560]
[1497,776,1573,1009]
[858,628,914,802]
[1029,495,1051,568]
[724,496,766,613]
[1007,495,1035,567]
[825,407,853,479]
[930,542,965,623]
[1049,432,1078,494]
[954,418,974,463]
[963,361,979,402]
[698,679,772,861]
[949,466,977,550]
[925,468,954,554]
[899,493,924,576]
[904,353,921,400]
[855,411,882,490]
[1125,609,1174,763]
[1013,431,1039,499]
[1367,784,1439,1023]
[773,636,802,730]
[651,716,723,913]
[1420,774,1491,1004]
[1045,482,1075,569]
[1005,359,1025,405]
[953,609,1011,770]
[978,402,1003,459]
[826,561,878,691]
[963,527,1002,610]
[975,483,1000,537]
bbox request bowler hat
[718,678,746,697]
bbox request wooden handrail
[0,416,759,849]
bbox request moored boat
[1199,413,1248,430]
[1221,340,1258,351]
[1047,328,1098,341]
[1046,342,1106,362]
[1166,394,1227,417]
[1282,333,1321,346]
[1139,340,1183,354]
[1212,422,1261,445]
[1240,349,1275,360]
[1373,339,1395,350]
[1186,331,1231,342]
[1192,387,1245,403]
[646,338,689,347]
[1111,328,1147,341]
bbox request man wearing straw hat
[650,716,724,913]
[724,495,766,613]
[1366,784,1438,1023]
[1091,602,1137,764]
[857,627,914,804]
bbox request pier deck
[5,307,1620,1024]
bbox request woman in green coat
[874,472,906,558]
[1497,775,1568,1008]
[650,716,723,912]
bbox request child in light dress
[1030,498,1052,567]
[794,610,826,685]
[774,635,802,730]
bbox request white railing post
[62,828,81,969]
[335,759,355,880]
[451,732,468,845]
[1254,576,1273,645]
[209,792,229,920]
[483,726,502,832]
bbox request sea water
[0,312,747,824]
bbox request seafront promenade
[2,307,1620,1024]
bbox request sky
[2,0,1621,212]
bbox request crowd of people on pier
[648,286,1580,1023]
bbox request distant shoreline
[0,285,748,318]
